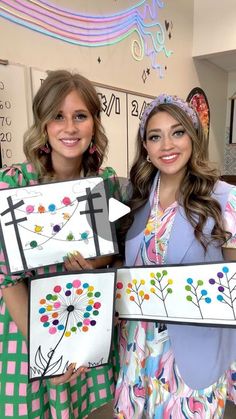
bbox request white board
[0,64,28,166]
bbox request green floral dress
[0,162,120,418]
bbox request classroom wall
[225,71,236,174]
[193,0,236,57]
[0,0,229,175]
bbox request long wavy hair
[122,103,230,251]
[24,70,108,182]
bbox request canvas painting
[115,262,236,326]
[29,270,116,381]
[0,176,117,274]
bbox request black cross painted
[1,196,28,271]
[76,188,103,256]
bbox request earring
[40,142,51,154]
[146,155,151,163]
[89,141,97,155]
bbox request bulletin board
[0,63,29,167]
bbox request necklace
[154,177,177,264]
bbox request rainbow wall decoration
[0,0,173,78]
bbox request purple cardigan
[125,173,236,389]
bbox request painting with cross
[0,176,118,274]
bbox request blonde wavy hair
[122,103,230,250]
[24,69,108,181]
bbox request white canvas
[115,262,236,326]
[0,176,117,273]
[29,270,116,381]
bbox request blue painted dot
[39,307,45,313]
[81,232,89,240]
[58,324,64,330]
[187,278,193,285]
[48,204,56,212]
[201,289,207,296]
[222,266,229,273]
[217,295,224,302]
[205,297,211,304]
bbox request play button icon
[108,197,130,222]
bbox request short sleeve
[99,166,122,201]
[223,186,236,248]
[0,163,37,288]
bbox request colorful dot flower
[39,279,102,336]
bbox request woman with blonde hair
[0,69,119,418]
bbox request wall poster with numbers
[127,94,153,170]
[0,64,28,167]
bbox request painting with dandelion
[29,270,116,381]
[0,176,118,274]
[115,262,236,326]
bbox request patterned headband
[139,93,199,140]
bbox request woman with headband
[114,94,236,418]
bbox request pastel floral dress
[0,162,120,419]
[114,187,236,419]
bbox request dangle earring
[40,133,51,154]
[40,143,51,154]
[146,154,151,163]
[89,140,97,155]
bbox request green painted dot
[197,280,204,286]
[30,240,38,248]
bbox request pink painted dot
[40,315,49,322]
[83,319,90,325]
[94,302,101,309]
[54,285,61,293]
[54,302,61,309]
[26,205,34,213]
[62,197,71,205]
[73,280,81,288]
[49,327,57,334]
[116,282,123,289]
